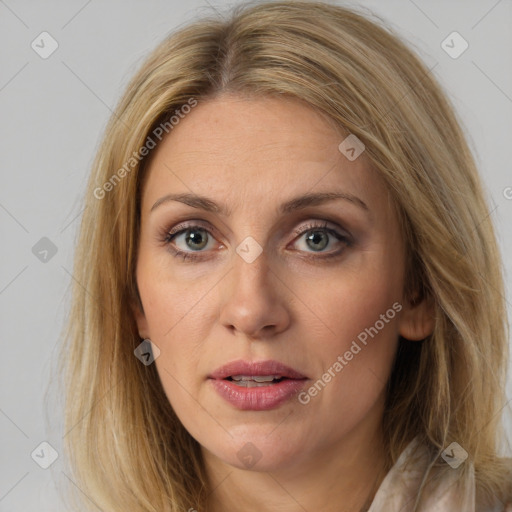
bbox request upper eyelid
[165,220,221,242]
[166,220,348,244]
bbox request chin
[204,430,307,472]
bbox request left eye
[293,223,348,253]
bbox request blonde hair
[57,1,512,510]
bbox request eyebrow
[150,191,369,215]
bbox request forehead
[141,94,386,216]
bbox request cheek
[298,257,402,344]
[136,256,215,342]
[298,291,400,420]
[294,258,402,396]
[136,264,215,405]
[142,276,213,426]
[142,284,211,376]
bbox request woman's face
[134,94,431,473]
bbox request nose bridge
[231,239,272,300]
[219,239,289,337]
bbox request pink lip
[209,359,307,380]
[208,359,309,411]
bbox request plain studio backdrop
[0,0,511,510]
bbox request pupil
[306,230,328,251]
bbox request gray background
[1,0,511,510]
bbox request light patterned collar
[368,437,504,512]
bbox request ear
[398,293,435,341]
[131,298,150,339]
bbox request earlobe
[398,294,435,341]
[131,300,149,339]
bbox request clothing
[368,438,505,512]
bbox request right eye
[162,222,223,262]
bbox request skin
[133,94,434,512]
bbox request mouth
[207,359,309,410]
[208,359,308,382]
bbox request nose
[219,244,291,339]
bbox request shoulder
[370,439,512,512]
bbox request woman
[59,1,512,510]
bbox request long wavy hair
[56,1,512,510]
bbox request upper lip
[209,359,308,380]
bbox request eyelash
[161,221,352,262]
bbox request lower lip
[209,378,308,410]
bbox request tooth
[233,380,275,387]
[230,375,282,382]
[245,381,267,387]
[229,375,285,387]
[253,375,277,382]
